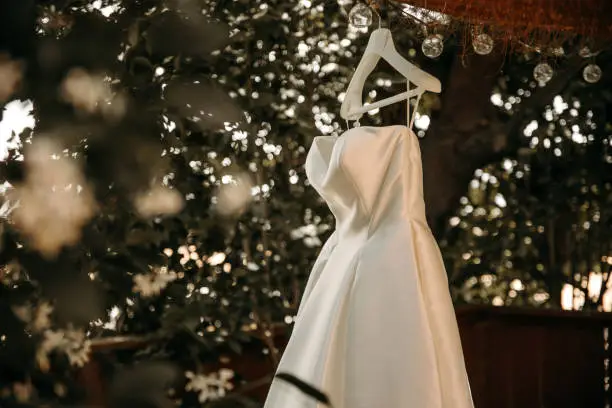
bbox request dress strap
[406,81,411,128]
[409,91,423,130]
[406,81,424,130]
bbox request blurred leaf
[164,78,243,129]
[146,12,230,57]
[108,361,179,408]
[50,277,105,325]
[226,340,242,354]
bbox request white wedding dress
[264,125,474,408]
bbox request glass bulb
[472,33,494,55]
[533,62,553,85]
[579,47,594,58]
[348,3,372,28]
[583,64,602,83]
[422,34,444,58]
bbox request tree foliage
[0,0,397,406]
[0,0,610,407]
[441,52,612,309]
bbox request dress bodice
[305,125,427,235]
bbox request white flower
[133,266,177,297]
[60,68,111,114]
[10,139,96,258]
[0,54,23,103]
[36,327,91,372]
[290,223,329,247]
[32,302,54,332]
[12,301,54,333]
[185,369,234,403]
[12,380,33,403]
[215,173,253,216]
[133,185,184,218]
[59,67,126,120]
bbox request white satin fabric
[264,126,474,408]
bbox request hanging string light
[348,3,373,28]
[422,34,444,58]
[533,62,554,85]
[391,0,612,63]
[472,33,494,55]
[395,0,612,46]
[583,64,603,83]
[347,0,610,88]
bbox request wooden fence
[78,306,612,408]
[457,306,612,408]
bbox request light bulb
[422,34,444,58]
[472,33,494,55]
[348,3,372,28]
[583,64,602,83]
[533,62,553,85]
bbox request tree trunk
[420,52,507,235]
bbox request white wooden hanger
[340,27,441,122]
